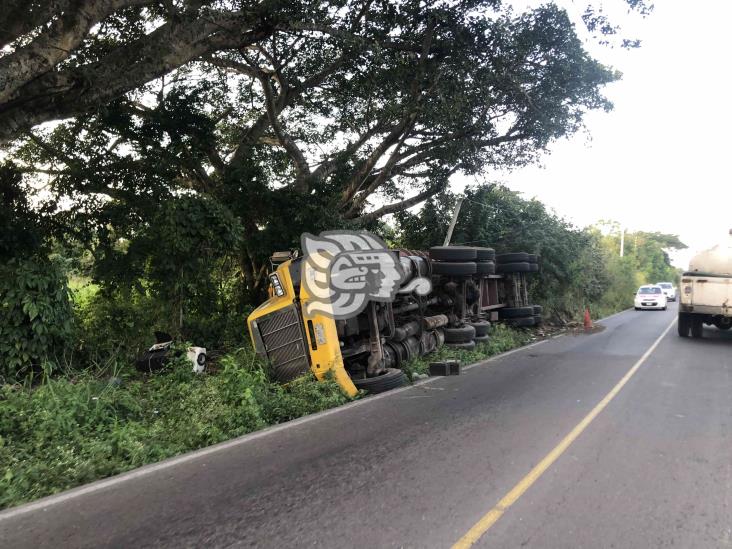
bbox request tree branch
[258,73,311,191]
[0,0,71,49]
[0,7,273,144]
[0,0,155,104]
[348,178,452,224]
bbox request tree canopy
[0,0,651,144]
[6,1,645,290]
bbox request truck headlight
[270,273,285,296]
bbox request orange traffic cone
[583,308,593,330]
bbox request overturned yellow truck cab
[248,236,541,395]
[248,258,358,397]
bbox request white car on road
[655,282,677,301]
[635,285,668,311]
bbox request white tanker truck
[678,230,732,338]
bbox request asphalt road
[2,303,731,548]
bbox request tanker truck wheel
[678,313,690,337]
[714,318,732,330]
[691,317,704,338]
[353,368,406,394]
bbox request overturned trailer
[247,237,540,396]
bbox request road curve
[2,303,731,548]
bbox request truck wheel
[532,305,543,315]
[446,340,476,351]
[527,253,538,263]
[475,261,496,275]
[507,317,536,328]
[713,319,732,330]
[691,317,704,338]
[474,335,490,344]
[496,262,531,273]
[496,252,529,263]
[476,247,496,261]
[444,325,476,343]
[353,368,406,394]
[499,306,534,319]
[529,263,539,272]
[677,313,690,337]
[431,261,477,276]
[429,246,477,261]
[468,320,490,337]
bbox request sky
[456,0,732,268]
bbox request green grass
[0,325,536,511]
[400,323,534,380]
[0,348,350,510]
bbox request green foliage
[73,287,165,362]
[0,162,44,259]
[401,324,533,380]
[0,348,350,509]
[397,184,685,323]
[0,323,536,510]
[0,257,73,380]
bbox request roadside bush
[0,256,73,381]
[73,287,168,365]
[0,347,350,509]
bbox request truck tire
[431,261,477,276]
[532,305,543,315]
[499,306,534,319]
[474,335,490,344]
[497,262,531,273]
[507,317,536,328]
[496,252,529,263]
[713,319,732,330]
[527,253,538,263]
[444,325,476,343]
[677,313,690,337]
[468,320,491,337]
[475,261,496,275]
[529,263,539,272]
[475,247,496,261]
[446,340,476,351]
[353,368,406,394]
[429,246,477,261]
[533,315,542,325]
[691,317,704,338]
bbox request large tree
[0,0,650,145]
[7,0,650,301]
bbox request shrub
[0,256,73,380]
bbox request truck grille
[256,306,309,382]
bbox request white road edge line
[0,307,635,520]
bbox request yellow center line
[452,316,677,549]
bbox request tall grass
[0,324,536,510]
